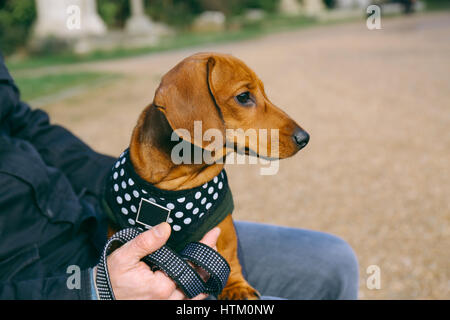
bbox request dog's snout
[292,128,310,150]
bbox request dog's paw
[218,281,260,300]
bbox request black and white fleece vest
[103,149,234,252]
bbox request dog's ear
[153,54,225,150]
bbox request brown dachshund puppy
[112,52,309,300]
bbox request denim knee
[321,235,359,300]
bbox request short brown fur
[108,52,306,299]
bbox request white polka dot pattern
[107,149,229,236]
[175,211,183,218]
[167,203,175,210]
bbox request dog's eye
[235,92,253,106]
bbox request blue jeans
[234,221,359,300]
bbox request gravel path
[41,12,450,299]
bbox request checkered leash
[95,228,230,299]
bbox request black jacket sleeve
[0,54,115,197]
[0,269,93,300]
[0,53,110,299]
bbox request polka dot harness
[98,149,233,299]
[104,149,233,251]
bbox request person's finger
[116,222,171,263]
[191,293,208,300]
[167,288,208,300]
[167,288,186,300]
[149,270,182,299]
[199,227,221,248]
[152,270,195,300]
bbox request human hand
[96,222,221,300]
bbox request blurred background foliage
[0,0,36,55]
[1,0,448,57]
[97,0,281,29]
[0,0,285,56]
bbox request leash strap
[95,228,230,300]
[180,242,230,295]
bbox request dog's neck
[129,105,224,191]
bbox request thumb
[199,227,221,249]
[118,222,172,263]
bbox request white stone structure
[31,0,174,53]
[279,0,326,17]
[303,0,325,16]
[192,11,226,33]
[33,0,106,38]
[335,0,372,9]
[125,0,154,34]
[279,0,302,16]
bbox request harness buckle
[136,198,171,229]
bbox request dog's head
[146,52,309,162]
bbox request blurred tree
[197,0,280,15]
[97,0,130,29]
[0,0,365,56]
[240,0,280,13]
[144,0,201,28]
[0,0,36,55]
[144,0,280,28]
[323,0,336,9]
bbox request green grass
[12,71,117,102]
[3,14,321,102]
[5,14,318,72]
[424,0,450,11]
[7,7,447,102]
[5,5,450,72]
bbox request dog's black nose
[293,128,310,150]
